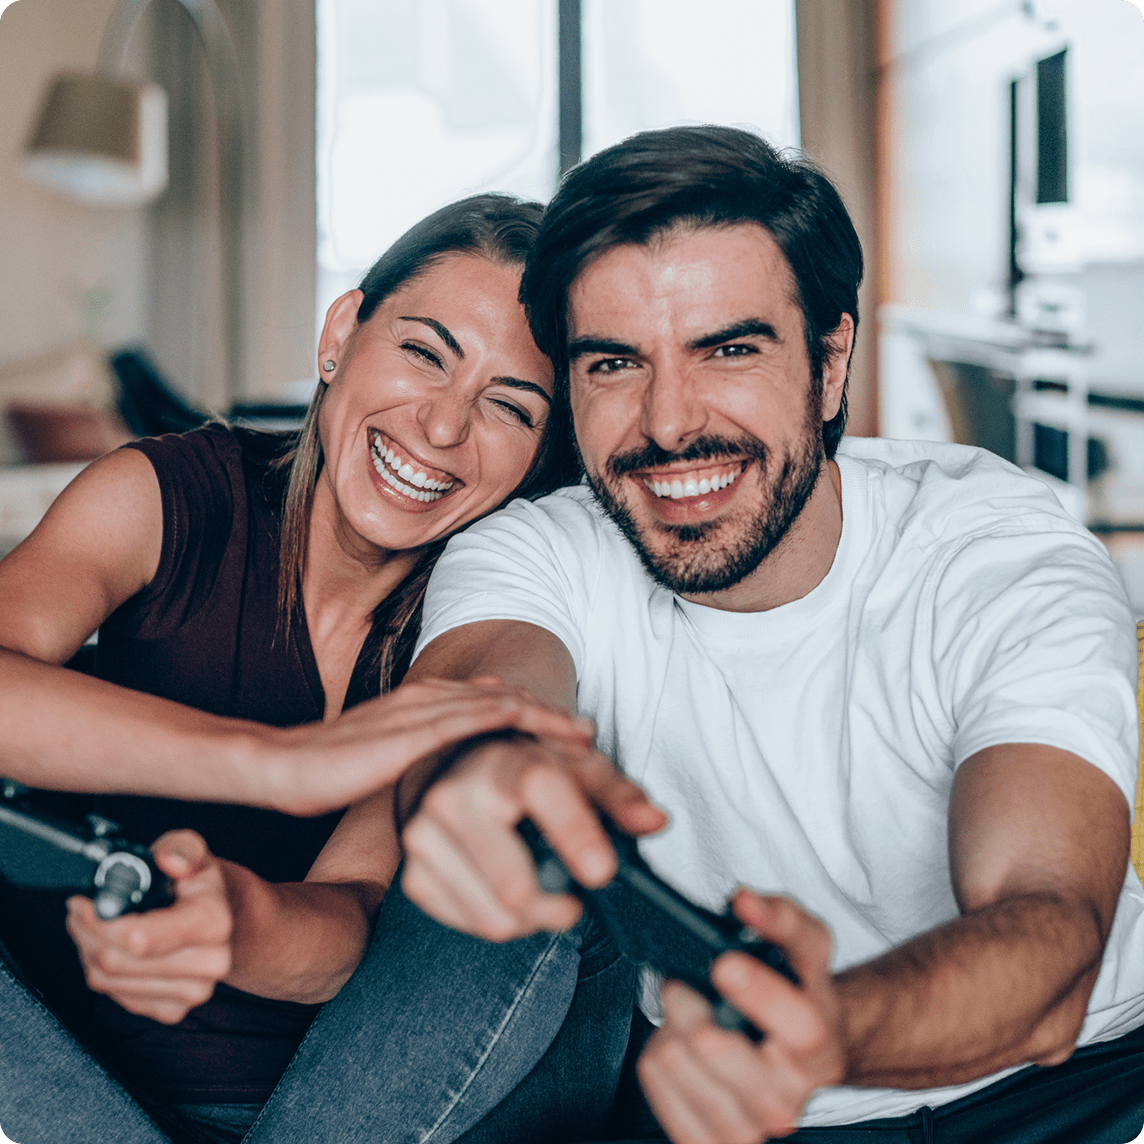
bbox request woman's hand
[66,830,233,1025]
[265,675,596,817]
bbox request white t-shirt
[415,437,1144,1126]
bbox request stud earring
[322,359,336,373]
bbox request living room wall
[0,0,148,371]
[0,0,317,411]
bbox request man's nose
[639,361,707,453]
[418,389,472,448]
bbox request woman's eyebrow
[399,316,464,358]
[493,377,551,405]
[688,319,780,351]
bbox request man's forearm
[835,889,1106,1089]
[393,729,526,833]
[405,622,579,710]
[396,622,584,833]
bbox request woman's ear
[317,289,365,373]
[821,312,855,422]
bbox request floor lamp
[23,0,249,408]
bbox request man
[391,126,1144,1141]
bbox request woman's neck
[302,479,423,719]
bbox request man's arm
[835,741,1124,1084]
[636,743,1128,1141]
[404,619,580,710]
[398,621,666,937]
[400,626,1128,1135]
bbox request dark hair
[273,193,577,690]
[521,125,863,458]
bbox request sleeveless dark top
[87,424,386,1103]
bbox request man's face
[566,223,845,597]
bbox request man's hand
[401,732,666,940]
[638,890,844,1144]
[66,830,232,1025]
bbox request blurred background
[0,0,1142,605]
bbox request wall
[0,0,317,412]
[147,0,317,408]
[797,0,880,438]
[0,0,148,368]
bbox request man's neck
[679,459,844,614]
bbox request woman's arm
[0,447,274,800]
[66,814,395,1020]
[8,453,594,1013]
[0,454,590,813]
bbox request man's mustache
[608,435,767,478]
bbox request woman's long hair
[271,194,579,693]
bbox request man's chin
[633,529,772,595]
[586,477,765,594]
[586,434,824,597]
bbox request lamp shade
[23,73,168,207]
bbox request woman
[0,196,634,1144]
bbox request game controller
[518,817,799,1041]
[0,779,173,919]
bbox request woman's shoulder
[125,422,295,510]
[121,423,242,494]
[125,421,241,476]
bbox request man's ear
[821,312,855,422]
[318,289,365,370]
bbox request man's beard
[584,394,826,596]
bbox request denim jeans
[0,877,636,1144]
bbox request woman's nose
[418,389,472,448]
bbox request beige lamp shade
[23,73,168,206]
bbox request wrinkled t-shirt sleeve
[415,492,596,676]
[930,519,1138,805]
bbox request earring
[322,359,336,373]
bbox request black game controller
[518,817,799,1041]
[0,779,173,919]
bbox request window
[581,0,799,160]
[316,0,799,325]
[316,0,558,315]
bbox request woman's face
[315,253,554,557]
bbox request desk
[880,306,1144,527]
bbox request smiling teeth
[369,432,455,503]
[643,470,740,500]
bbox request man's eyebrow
[399,316,463,359]
[493,377,551,405]
[688,320,780,351]
[567,337,640,361]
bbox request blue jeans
[0,878,636,1144]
